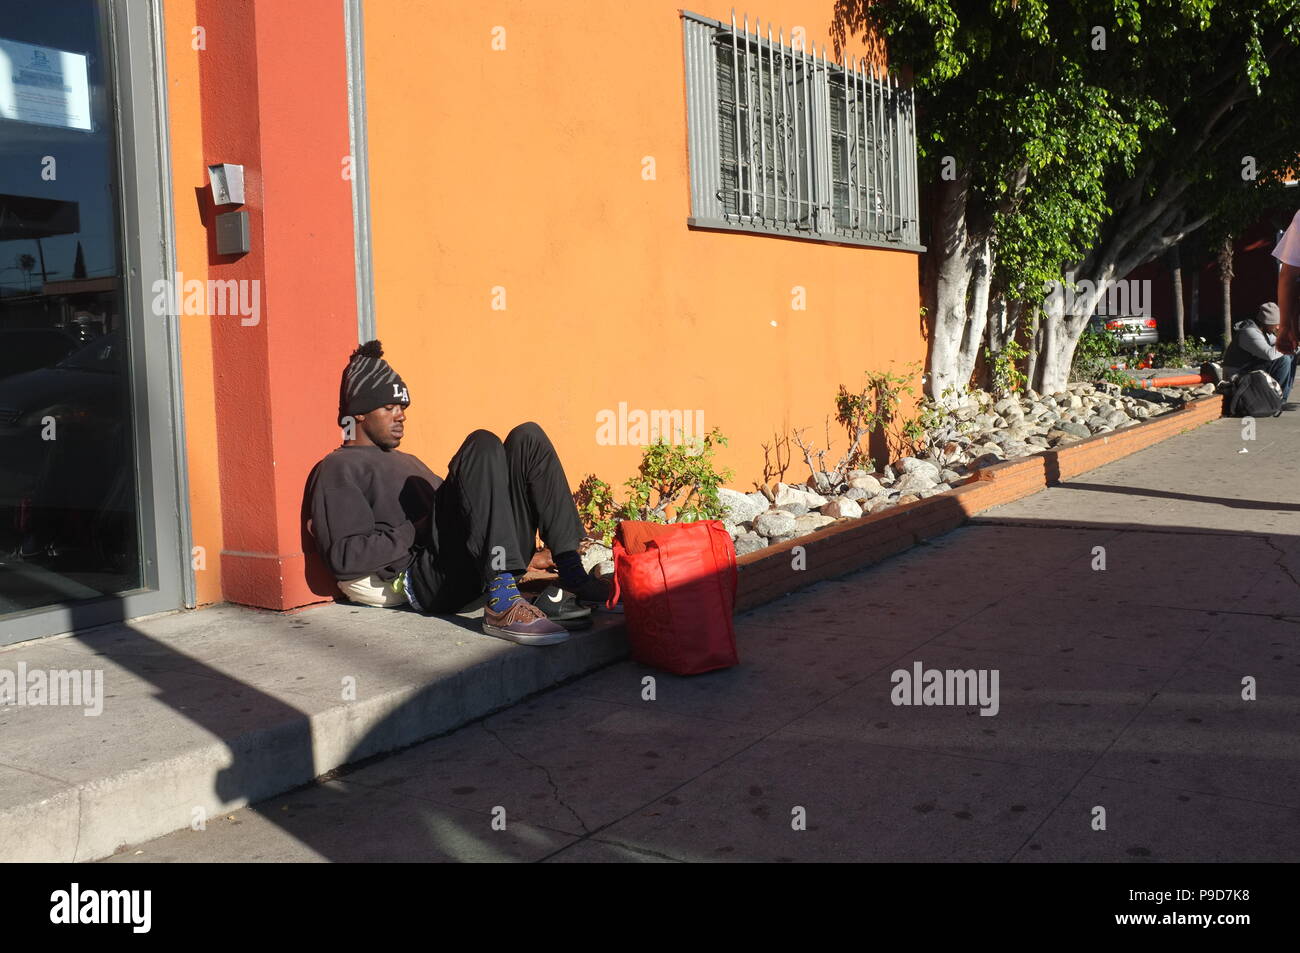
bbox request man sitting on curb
[306,341,611,645]
[1207,302,1297,411]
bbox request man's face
[355,403,407,450]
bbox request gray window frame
[1,0,192,645]
[344,0,375,343]
[682,10,924,252]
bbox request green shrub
[985,339,1028,397]
[1071,327,1130,386]
[624,428,733,525]
[573,429,734,546]
[573,475,619,547]
[1148,336,1215,369]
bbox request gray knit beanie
[338,340,409,423]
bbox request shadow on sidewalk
[1034,481,1300,513]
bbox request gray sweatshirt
[307,445,443,580]
[1223,320,1285,371]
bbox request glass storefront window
[0,0,143,616]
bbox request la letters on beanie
[339,340,410,422]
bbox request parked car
[1088,313,1160,346]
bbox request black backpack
[1228,369,1284,418]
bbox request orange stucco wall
[160,0,925,613]
[164,0,360,610]
[362,0,925,496]
[163,0,222,606]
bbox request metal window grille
[683,10,922,250]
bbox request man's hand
[528,548,556,572]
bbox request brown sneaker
[482,597,570,645]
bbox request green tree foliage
[833,0,1300,393]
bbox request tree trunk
[1035,267,1114,393]
[1035,292,1072,394]
[1025,305,1041,392]
[953,237,994,389]
[924,171,993,404]
[1218,236,1235,347]
[1168,244,1185,345]
[1189,265,1199,338]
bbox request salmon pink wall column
[195,0,358,609]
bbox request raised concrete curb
[735,394,1225,610]
[0,603,627,862]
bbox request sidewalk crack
[1264,536,1300,590]
[480,722,591,835]
[72,788,83,863]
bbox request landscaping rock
[805,472,835,494]
[775,482,828,510]
[778,501,809,517]
[895,457,942,481]
[822,498,863,519]
[894,471,938,497]
[732,532,767,557]
[718,487,766,525]
[794,513,836,535]
[848,474,886,496]
[939,468,962,484]
[1058,421,1091,438]
[754,510,797,538]
[581,542,614,573]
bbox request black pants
[1226,354,1296,400]
[406,422,584,613]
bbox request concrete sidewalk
[0,598,628,861]
[102,410,1300,862]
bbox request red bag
[610,520,739,675]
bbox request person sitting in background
[1208,302,1296,411]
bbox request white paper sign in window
[0,37,92,131]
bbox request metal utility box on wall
[215,210,250,255]
[207,163,246,206]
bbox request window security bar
[683,9,923,251]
